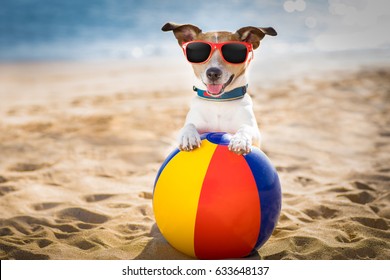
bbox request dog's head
[162,22,276,96]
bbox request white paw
[228,134,251,155]
[178,125,201,151]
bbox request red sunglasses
[182,41,253,64]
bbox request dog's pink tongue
[207,84,223,95]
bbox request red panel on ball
[194,145,261,259]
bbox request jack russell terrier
[162,22,277,155]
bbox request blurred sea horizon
[0,0,389,62]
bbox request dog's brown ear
[162,22,202,45]
[235,26,277,49]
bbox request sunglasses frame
[182,41,253,65]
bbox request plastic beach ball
[153,132,281,259]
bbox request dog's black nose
[206,67,222,81]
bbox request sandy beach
[0,56,389,260]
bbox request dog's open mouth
[206,75,234,96]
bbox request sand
[0,57,389,260]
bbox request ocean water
[0,0,389,61]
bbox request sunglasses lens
[186,42,211,63]
[221,43,248,63]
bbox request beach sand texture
[0,60,389,259]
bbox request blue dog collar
[193,84,248,101]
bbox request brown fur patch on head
[197,32,239,43]
[162,22,277,48]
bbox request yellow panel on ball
[153,140,218,257]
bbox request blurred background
[1,0,389,62]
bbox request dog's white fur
[162,22,276,155]
[179,84,260,155]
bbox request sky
[0,0,389,60]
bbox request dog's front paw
[178,124,201,151]
[228,134,251,155]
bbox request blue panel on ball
[244,148,282,251]
[204,132,232,146]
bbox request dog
[162,22,276,155]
